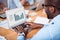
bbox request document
[34,16,49,24]
[0,36,6,40]
[0,20,9,29]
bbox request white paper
[0,36,6,40]
[0,20,9,29]
[34,16,49,24]
[26,18,32,22]
[24,10,29,14]
[29,12,36,16]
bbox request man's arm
[0,27,18,40]
[24,22,44,29]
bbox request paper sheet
[0,36,6,40]
[24,10,29,14]
[34,16,49,24]
[0,20,9,29]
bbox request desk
[26,9,47,38]
[0,13,18,40]
[0,27,18,40]
[27,9,47,22]
[0,6,47,39]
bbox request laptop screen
[6,8,26,28]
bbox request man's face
[44,0,55,19]
[45,6,54,19]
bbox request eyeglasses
[42,4,55,7]
[42,4,60,10]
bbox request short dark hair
[45,0,60,10]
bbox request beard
[45,9,54,19]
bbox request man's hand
[24,22,44,29]
[0,3,8,13]
[3,7,8,13]
[13,26,24,33]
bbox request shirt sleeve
[13,0,24,9]
[31,25,51,40]
[31,15,60,40]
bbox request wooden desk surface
[24,5,47,22]
[27,9,47,22]
[0,6,47,39]
[0,27,18,40]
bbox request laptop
[5,8,26,28]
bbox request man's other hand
[24,22,44,29]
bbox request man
[25,0,60,40]
[8,0,25,9]
[0,27,18,40]
[9,0,35,9]
[0,3,7,13]
[0,2,8,18]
